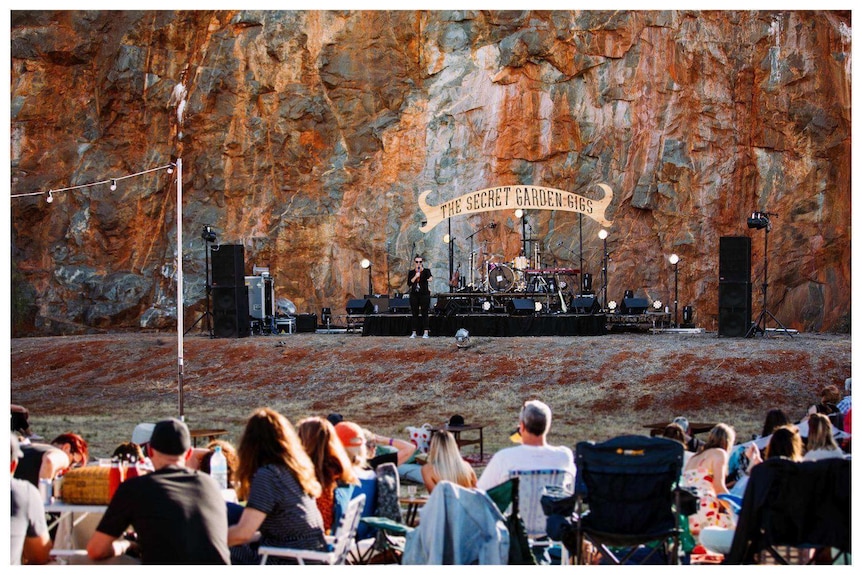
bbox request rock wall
[10,10,852,335]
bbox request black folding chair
[572,435,687,565]
[724,457,850,565]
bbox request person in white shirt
[476,400,576,491]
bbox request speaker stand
[745,227,794,338]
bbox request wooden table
[399,496,428,526]
[430,424,485,460]
[189,428,228,447]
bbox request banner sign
[418,183,614,233]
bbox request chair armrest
[360,516,412,536]
[258,545,331,562]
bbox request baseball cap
[131,423,156,446]
[335,421,365,447]
[148,418,191,455]
[672,416,690,433]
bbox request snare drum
[489,264,515,292]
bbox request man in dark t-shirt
[87,419,230,564]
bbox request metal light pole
[444,219,454,293]
[598,229,609,310]
[669,253,680,327]
[516,209,527,256]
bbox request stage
[361,312,607,337]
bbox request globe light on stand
[360,258,373,298]
[598,229,609,311]
[668,253,680,327]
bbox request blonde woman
[421,431,477,493]
[682,423,736,538]
[228,408,325,564]
[803,414,844,461]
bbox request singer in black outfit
[408,255,433,338]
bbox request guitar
[449,263,462,288]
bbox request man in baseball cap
[87,418,230,564]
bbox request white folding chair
[258,493,365,565]
[509,469,575,564]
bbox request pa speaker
[212,286,250,338]
[718,281,752,337]
[571,295,600,314]
[211,244,245,287]
[719,236,751,283]
[508,298,536,315]
[346,299,373,315]
[621,297,649,314]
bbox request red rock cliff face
[9,10,851,334]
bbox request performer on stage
[408,255,433,339]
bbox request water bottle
[210,445,229,490]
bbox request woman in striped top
[228,408,326,564]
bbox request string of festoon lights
[11,158,190,421]
[10,161,176,203]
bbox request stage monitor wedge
[346,299,374,315]
[621,297,649,314]
[571,295,600,314]
[508,298,536,315]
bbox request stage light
[46,190,54,203]
[321,307,332,327]
[443,234,451,243]
[669,254,680,327]
[515,208,524,218]
[598,229,608,240]
[669,253,680,265]
[747,211,771,230]
[653,300,663,310]
[360,258,371,269]
[481,300,492,312]
[608,300,617,311]
[455,328,471,348]
[534,301,543,313]
[201,225,217,243]
[110,179,117,191]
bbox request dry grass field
[10,329,851,462]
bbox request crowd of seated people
[10,385,850,565]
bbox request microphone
[489,222,497,229]
[557,241,563,247]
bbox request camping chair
[572,435,687,565]
[508,468,575,564]
[258,493,365,565]
[724,457,850,565]
[487,476,537,565]
[402,481,509,565]
[350,462,411,564]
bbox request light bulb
[110,179,117,191]
[669,253,680,265]
[598,229,609,240]
[515,209,524,218]
[360,258,371,269]
[167,165,174,174]
[46,191,54,203]
[443,234,451,244]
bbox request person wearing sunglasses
[407,255,433,339]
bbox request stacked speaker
[718,236,752,337]
[211,245,250,338]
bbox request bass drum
[488,264,516,292]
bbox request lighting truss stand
[746,224,793,338]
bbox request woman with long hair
[228,408,325,564]
[682,423,737,538]
[297,416,358,533]
[764,424,804,461]
[421,431,477,493]
[803,413,844,461]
